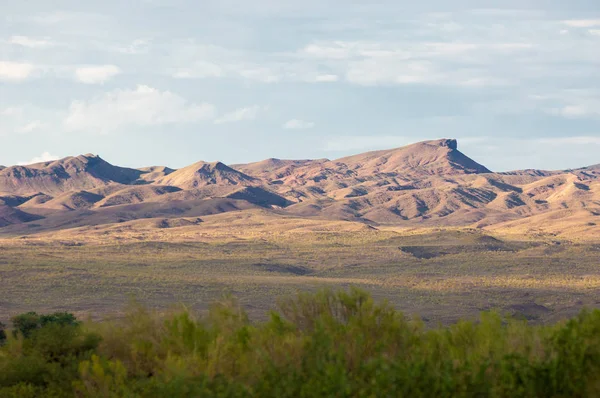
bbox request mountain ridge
[0,139,598,239]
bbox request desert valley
[0,138,598,324]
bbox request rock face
[444,139,458,150]
[0,139,598,236]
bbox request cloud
[64,85,216,133]
[9,36,55,48]
[313,74,339,82]
[214,105,265,124]
[0,107,24,116]
[172,62,223,78]
[238,67,280,83]
[530,90,600,119]
[535,136,600,146]
[556,105,591,118]
[18,151,59,165]
[293,40,531,87]
[0,61,36,81]
[283,119,315,129]
[562,19,600,28]
[74,65,121,84]
[17,121,45,133]
[302,43,353,59]
[116,39,151,54]
[345,59,437,85]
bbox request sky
[1,0,599,172]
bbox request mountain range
[1,138,598,239]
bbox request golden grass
[1,213,599,325]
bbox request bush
[0,321,6,345]
[11,311,80,339]
[1,289,600,397]
[0,312,99,395]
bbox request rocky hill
[0,139,598,239]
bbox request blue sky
[1,0,599,171]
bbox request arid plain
[1,139,599,324]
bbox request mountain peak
[335,138,490,176]
[0,154,142,195]
[155,160,256,189]
[436,138,458,150]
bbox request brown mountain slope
[136,166,176,183]
[95,185,182,208]
[32,190,105,211]
[232,158,327,180]
[0,198,257,234]
[0,204,43,227]
[0,139,598,239]
[224,186,293,208]
[334,138,491,176]
[0,154,142,195]
[155,161,257,189]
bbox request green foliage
[1,289,600,397]
[11,311,79,339]
[0,312,99,397]
[0,321,6,345]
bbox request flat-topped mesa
[334,138,491,176]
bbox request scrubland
[1,288,600,397]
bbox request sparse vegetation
[1,224,599,325]
[1,288,600,397]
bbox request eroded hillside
[0,139,598,239]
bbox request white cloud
[0,61,36,81]
[562,19,600,28]
[293,40,532,87]
[9,36,55,48]
[553,100,600,119]
[283,119,315,129]
[18,151,59,165]
[534,136,600,146]
[589,29,600,36]
[172,62,223,78]
[345,59,438,86]
[313,74,339,82]
[302,43,353,59]
[214,105,265,124]
[238,67,280,83]
[0,107,24,116]
[74,65,121,84]
[17,121,45,133]
[64,85,216,133]
[531,90,600,119]
[116,39,151,54]
[557,105,590,118]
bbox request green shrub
[0,321,6,345]
[11,311,80,339]
[1,289,600,397]
[0,312,99,396]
